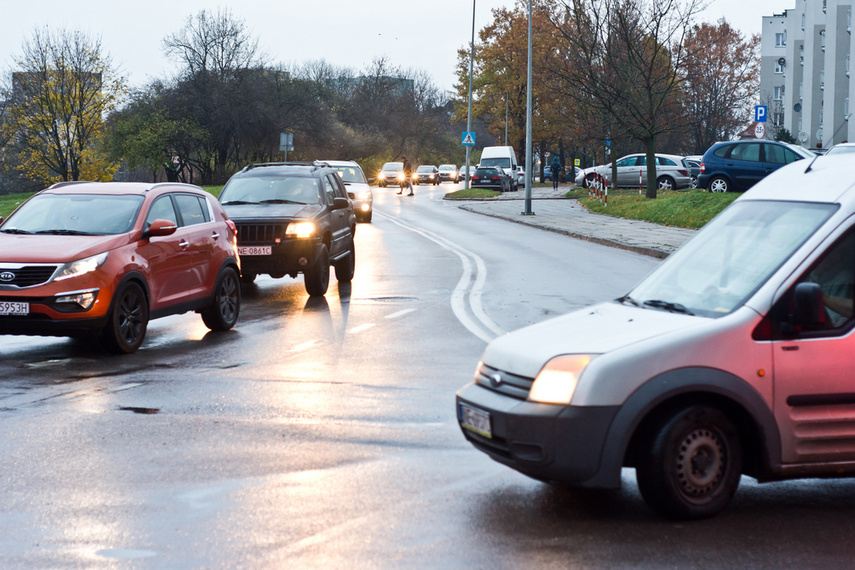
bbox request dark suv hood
[221,203,323,220]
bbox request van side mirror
[793,282,826,326]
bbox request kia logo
[0,271,14,282]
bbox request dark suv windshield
[220,176,321,205]
[2,194,143,235]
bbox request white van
[457,154,855,519]
[479,146,519,191]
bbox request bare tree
[552,0,705,197]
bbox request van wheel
[636,405,742,520]
[201,266,240,331]
[102,281,148,353]
[304,245,330,296]
[708,176,730,193]
[656,176,675,191]
[333,240,356,283]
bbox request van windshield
[480,157,510,168]
[626,200,836,318]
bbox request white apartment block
[760,0,853,149]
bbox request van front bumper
[456,382,620,486]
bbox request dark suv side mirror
[793,282,826,326]
[331,197,350,210]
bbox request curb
[458,204,671,260]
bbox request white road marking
[385,308,416,320]
[374,210,505,343]
[348,323,375,334]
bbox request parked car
[325,160,373,223]
[457,154,855,520]
[825,142,855,156]
[685,158,701,188]
[470,166,511,192]
[218,162,356,296]
[698,140,814,192]
[480,146,519,191]
[459,165,472,182]
[438,164,461,183]
[413,165,440,185]
[377,162,406,188]
[576,153,693,190]
[0,182,241,353]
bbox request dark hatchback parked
[470,166,512,192]
[218,162,356,297]
[698,140,814,192]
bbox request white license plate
[238,246,272,256]
[460,403,492,438]
[0,301,29,316]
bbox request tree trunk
[645,137,657,199]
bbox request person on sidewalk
[549,157,561,190]
[399,156,414,196]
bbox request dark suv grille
[0,265,58,288]
[475,363,534,400]
[236,224,286,244]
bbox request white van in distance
[479,146,519,191]
[457,153,855,519]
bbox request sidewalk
[454,186,696,259]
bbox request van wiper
[643,299,694,315]
[617,294,641,307]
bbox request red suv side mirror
[145,219,178,238]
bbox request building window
[820,30,826,51]
[846,98,850,117]
[798,117,803,132]
[775,60,785,74]
[801,13,806,30]
[847,54,851,77]
[820,110,824,126]
[823,0,827,13]
[776,32,787,47]
[820,70,825,89]
[800,45,805,64]
[773,113,784,126]
[774,85,785,100]
[800,81,804,99]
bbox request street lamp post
[465,0,476,191]
[523,0,534,215]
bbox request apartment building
[760,0,853,149]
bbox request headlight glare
[528,354,595,405]
[285,222,315,238]
[55,252,108,281]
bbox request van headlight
[528,355,595,405]
[55,252,108,281]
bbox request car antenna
[805,113,852,173]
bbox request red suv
[0,182,241,353]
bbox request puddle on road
[119,406,160,415]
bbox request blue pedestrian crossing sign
[461,131,476,146]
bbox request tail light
[678,169,688,176]
[700,163,706,172]
[225,219,237,236]
[492,175,501,181]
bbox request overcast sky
[1,0,790,93]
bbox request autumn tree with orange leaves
[454,0,580,176]
[682,20,760,154]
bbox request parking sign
[754,105,767,123]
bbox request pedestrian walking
[400,156,414,196]
[549,156,561,190]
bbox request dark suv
[698,140,814,192]
[218,162,356,296]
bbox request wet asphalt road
[2,184,855,568]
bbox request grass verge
[444,188,501,199]
[579,189,738,229]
